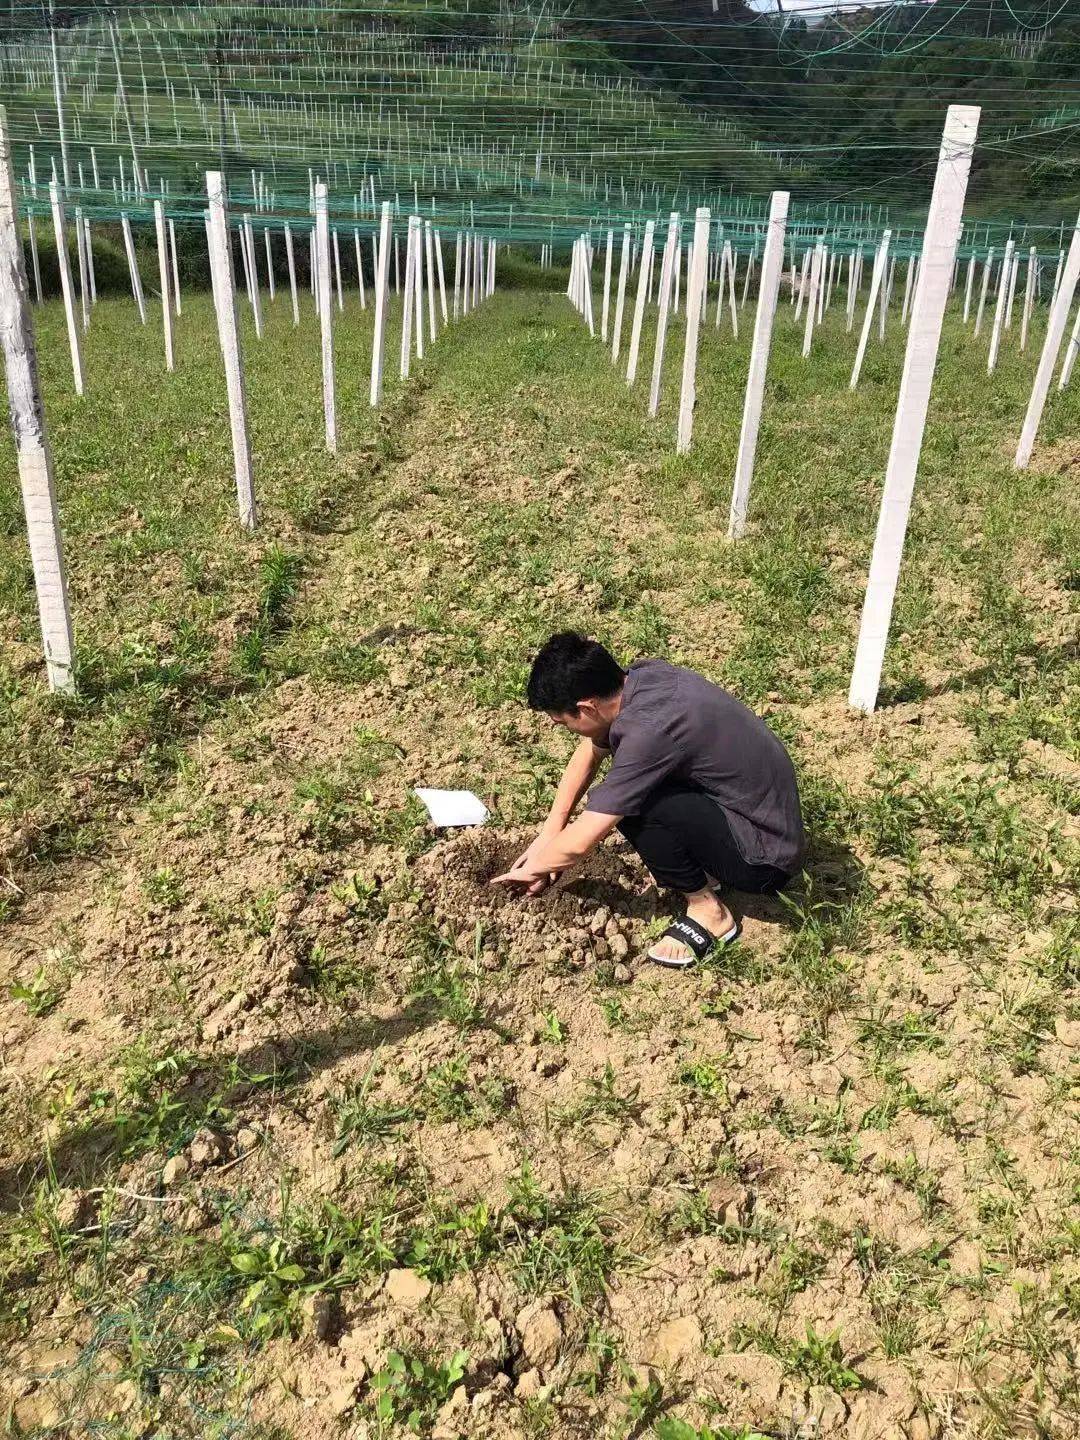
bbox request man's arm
[537,737,608,841]
[492,809,622,888]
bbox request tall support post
[601,228,613,343]
[1050,248,1065,308]
[263,226,275,303]
[153,199,175,372]
[1020,246,1037,352]
[462,232,471,316]
[1015,216,1080,468]
[0,105,74,693]
[370,201,392,406]
[611,223,631,363]
[729,192,789,541]
[626,219,655,386]
[1004,244,1020,329]
[963,253,976,322]
[284,222,299,326]
[434,229,448,325]
[314,182,336,454]
[49,8,71,188]
[453,231,462,319]
[169,218,182,316]
[648,213,679,419]
[850,230,892,389]
[580,235,595,337]
[424,220,437,342]
[725,240,738,336]
[74,204,90,331]
[243,215,263,339]
[206,172,256,530]
[675,207,711,455]
[48,181,83,395]
[802,240,822,357]
[413,218,425,360]
[974,248,995,337]
[354,229,367,310]
[794,248,811,320]
[83,215,96,306]
[845,251,858,333]
[120,213,146,324]
[27,211,43,304]
[987,238,1014,374]
[848,105,979,715]
[900,256,915,326]
[333,229,344,313]
[400,216,417,379]
[1059,298,1080,391]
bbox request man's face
[547,700,610,744]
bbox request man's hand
[490,812,622,895]
[491,840,558,896]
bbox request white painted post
[206,172,256,530]
[626,219,655,386]
[263,225,275,304]
[611,223,631,363]
[1050,248,1065,308]
[850,230,891,389]
[601,228,613,343]
[1059,297,1080,390]
[48,181,83,395]
[400,216,416,379]
[1020,246,1037,351]
[434,229,448,325]
[27,212,43,304]
[802,240,822,358]
[453,231,462,319]
[987,238,1014,374]
[794,248,811,321]
[354,229,366,309]
[974,248,995,337]
[676,207,711,455]
[1015,216,1080,467]
[168,218,182,316]
[73,206,89,331]
[284,221,300,326]
[370,201,392,406]
[846,251,858,333]
[900,257,915,326]
[849,105,979,715]
[154,199,175,372]
[244,216,263,339]
[648,212,679,420]
[333,229,344,313]
[726,241,739,336]
[413,218,425,360]
[83,216,97,307]
[462,232,471,316]
[314,182,336,453]
[729,191,789,541]
[1004,244,1019,329]
[424,220,437,342]
[121,213,146,324]
[0,107,74,693]
[963,253,976,322]
[581,235,595,337]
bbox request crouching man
[491,632,806,968]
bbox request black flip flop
[647,915,741,970]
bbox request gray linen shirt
[584,659,806,873]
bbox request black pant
[618,780,792,895]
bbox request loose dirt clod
[406,827,663,964]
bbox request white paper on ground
[413,788,489,828]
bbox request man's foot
[648,893,738,968]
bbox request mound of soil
[405,826,667,966]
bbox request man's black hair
[526,632,626,714]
